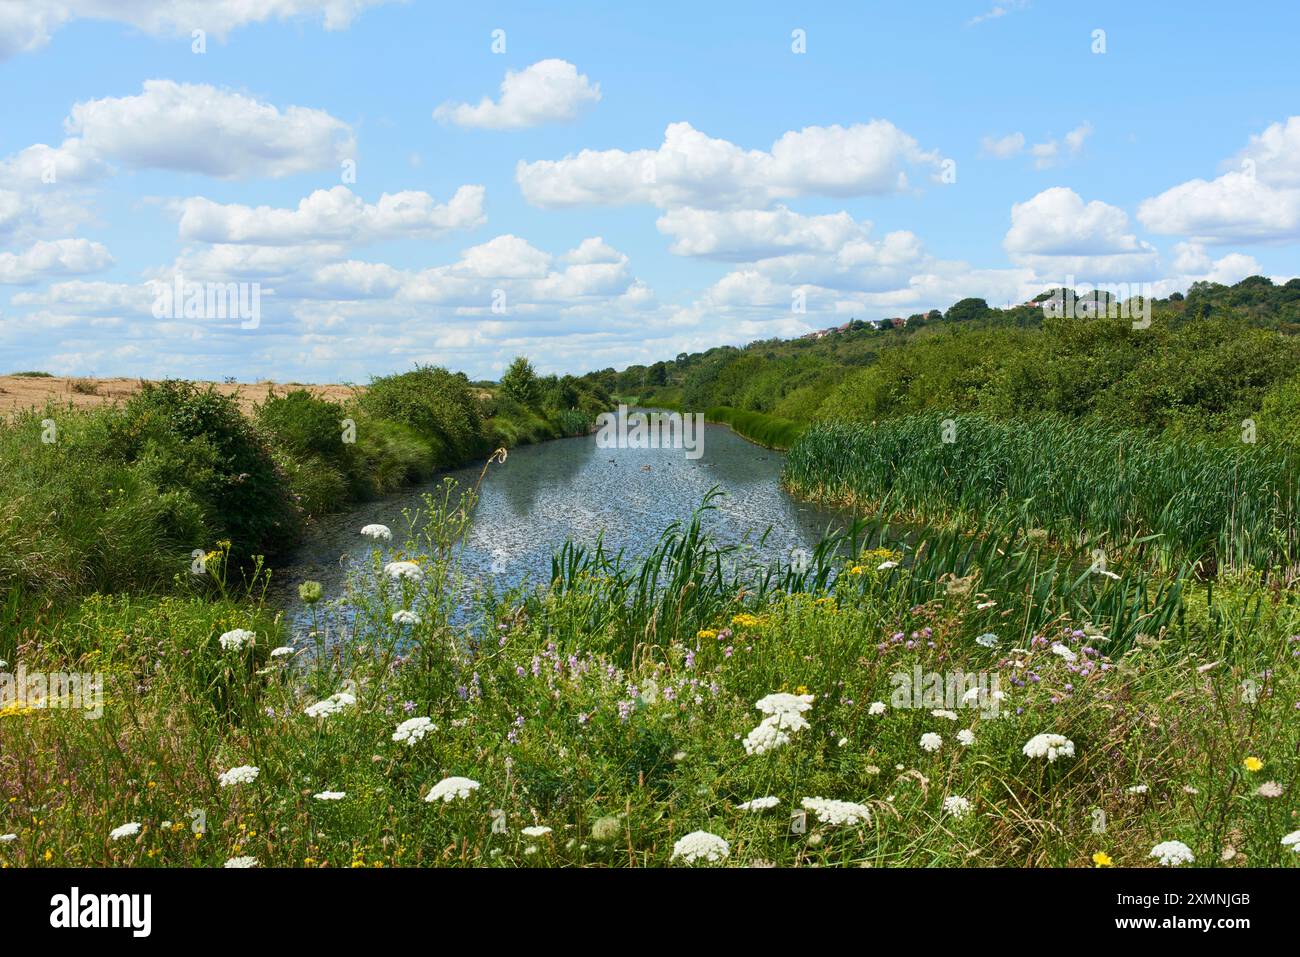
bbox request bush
[359,366,484,464]
[107,380,301,563]
[0,406,208,598]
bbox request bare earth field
[0,375,360,418]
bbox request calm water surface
[270,423,850,633]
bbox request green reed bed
[785,415,1300,576]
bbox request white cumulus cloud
[434,59,600,130]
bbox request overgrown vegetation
[2,482,1295,868]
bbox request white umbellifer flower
[218,628,255,651]
[755,692,814,720]
[110,822,141,841]
[270,646,295,658]
[736,796,780,812]
[956,729,976,747]
[524,845,538,855]
[1149,840,1195,867]
[392,610,421,626]
[223,856,259,868]
[1127,784,1149,794]
[424,776,481,803]
[314,791,346,801]
[920,732,943,753]
[304,691,356,718]
[392,716,435,746]
[1050,643,1077,662]
[0,833,17,843]
[384,560,423,582]
[521,826,552,837]
[868,701,887,716]
[876,560,899,570]
[361,524,392,540]
[1281,830,1300,851]
[1255,781,1283,798]
[217,765,260,788]
[801,797,871,826]
[1022,733,1076,762]
[931,709,959,721]
[975,633,999,648]
[943,795,972,818]
[743,717,791,755]
[670,830,730,864]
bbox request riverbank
[3,467,1297,868]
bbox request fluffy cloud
[1138,118,1300,243]
[655,207,870,260]
[62,80,354,179]
[434,60,601,130]
[0,238,113,284]
[0,1,394,59]
[518,120,944,209]
[175,185,485,245]
[1004,187,1157,279]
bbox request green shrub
[359,366,484,463]
[0,406,208,598]
[107,380,301,563]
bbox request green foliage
[499,356,540,407]
[359,365,484,462]
[706,406,805,450]
[786,414,1300,574]
[0,407,207,599]
[108,380,301,563]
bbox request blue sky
[1,0,1297,382]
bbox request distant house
[890,316,907,329]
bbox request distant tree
[499,356,540,406]
[946,297,991,323]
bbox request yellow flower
[794,685,810,696]
[848,566,864,576]
[696,629,717,641]
[1243,756,1263,772]
[730,613,764,629]
[1092,851,1113,867]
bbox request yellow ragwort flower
[1243,756,1263,772]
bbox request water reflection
[269,423,849,633]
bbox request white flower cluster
[956,729,976,746]
[736,796,780,812]
[360,524,392,540]
[521,825,552,837]
[109,822,141,841]
[1022,733,1076,762]
[801,797,871,826]
[392,716,435,746]
[1149,840,1195,867]
[304,691,356,718]
[1281,830,1300,852]
[868,701,887,715]
[217,765,260,788]
[392,610,421,625]
[223,856,259,868]
[920,732,943,753]
[744,692,813,756]
[384,560,423,582]
[424,776,480,803]
[218,628,255,651]
[670,830,730,864]
[943,795,972,819]
[314,791,345,801]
